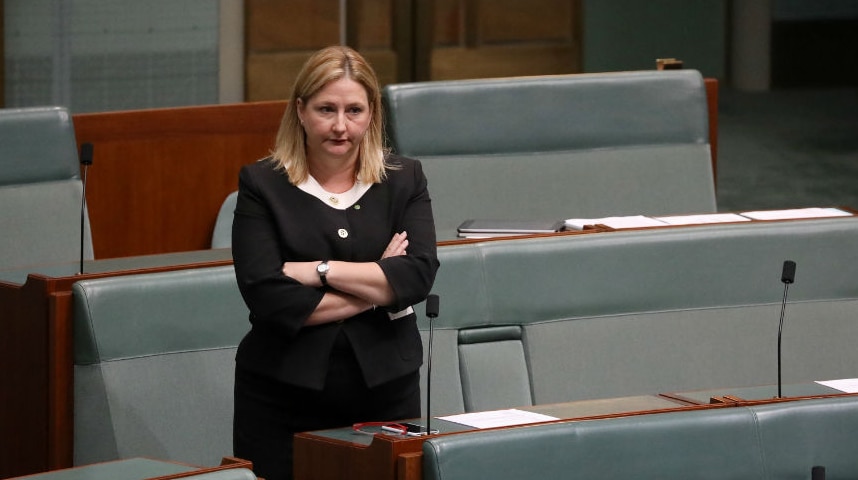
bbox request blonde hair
[271,46,390,185]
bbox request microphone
[777,260,796,398]
[424,294,439,435]
[811,466,825,480]
[78,143,93,275]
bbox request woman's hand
[281,261,323,287]
[381,231,408,259]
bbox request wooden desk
[0,251,232,479]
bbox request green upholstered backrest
[751,396,858,478]
[72,266,249,466]
[0,106,93,268]
[0,106,81,186]
[384,71,709,156]
[421,396,858,480]
[211,190,237,249]
[417,217,858,414]
[73,266,248,364]
[457,326,532,412]
[383,70,715,240]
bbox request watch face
[317,262,329,274]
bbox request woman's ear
[295,98,305,124]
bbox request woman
[231,46,439,480]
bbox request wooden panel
[432,44,580,80]
[73,101,286,258]
[704,78,719,181]
[244,0,397,101]
[246,50,398,101]
[479,0,576,44]
[433,0,463,46]
[429,0,581,79]
[246,52,314,101]
[353,0,393,49]
[245,0,339,52]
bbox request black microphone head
[425,294,439,318]
[811,466,825,480]
[781,260,796,284]
[80,142,94,166]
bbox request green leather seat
[72,267,249,466]
[0,106,93,270]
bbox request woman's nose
[332,112,346,131]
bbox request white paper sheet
[740,207,852,221]
[815,378,858,393]
[654,213,751,225]
[437,409,559,429]
[564,215,667,230]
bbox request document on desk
[564,215,667,230]
[815,378,858,393]
[437,409,559,429]
[740,207,853,221]
[654,213,750,225]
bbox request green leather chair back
[72,266,249,466]
[0,106,93,269]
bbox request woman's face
[297,77,372,165]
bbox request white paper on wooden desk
[654,213,751,225]
[740,207,852,221]
[564,215,668,230]
[437,409,559,429]
[815,378,858,393]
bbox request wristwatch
[316,261,330,286]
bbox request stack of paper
[564,215,667,230]
[654,213,750,225]
[740,207,852,221]
[438,409,559,429]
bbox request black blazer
[232,155,439,390]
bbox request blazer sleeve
[231,164,324,339]
[377,157,440,312]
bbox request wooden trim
[704,77,719,183]
[47,291,75,470]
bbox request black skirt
[233,330,421,480]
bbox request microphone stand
[777,260,796,398]
[425,294,439,435]
[777,282,790,398]
[78,143,93,275]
